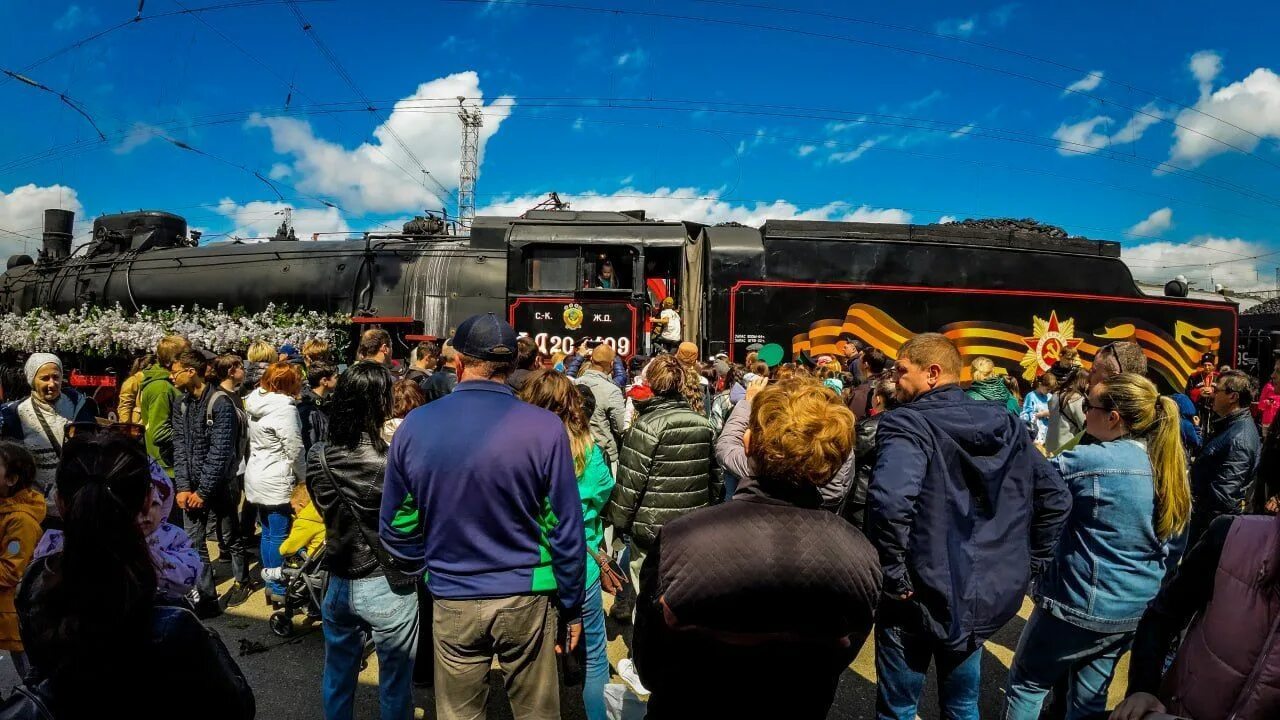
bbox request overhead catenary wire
[1,99,1271,260]
[444,0,1280,175]
[3,2,1271,261]
[691,0,1280,154]
[166,0,455,208]
[7,95,1280,222]
[282,0,459,204]
[2,69,106,140]
[0,0,339,89]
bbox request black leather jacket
[1191,408,1262,520]
[841,413,880,529]
[306,439,390,580]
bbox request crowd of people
[0,317,1275,720]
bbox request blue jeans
[257,504,292,596]
[1004,608,1131,720]
[322,574,420,720]
[582,578,608,720]
[875,622,983,720]
[723,471,740,500]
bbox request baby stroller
[269,542,328,637]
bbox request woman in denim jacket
[1004,373,1191,719]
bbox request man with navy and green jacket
[379,312,585,720]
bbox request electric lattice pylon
[457,97,483,230]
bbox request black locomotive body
[0,208,1238,394]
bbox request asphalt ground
[0,542,1131,718]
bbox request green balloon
[757,343,785,367]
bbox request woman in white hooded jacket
[244,361,304,603]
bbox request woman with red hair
[245,361,304,604]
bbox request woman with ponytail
[1004,372,1190,719]
[15,433,254,718]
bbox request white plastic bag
[603,683,647,720]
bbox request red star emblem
[1022,311,1083,368]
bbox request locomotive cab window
[585,249,634,290]
[525,246,578,291]
[644,249,681,306]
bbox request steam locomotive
[0,206,1238,394]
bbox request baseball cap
[745,342,764,353]
[451,313,517,361]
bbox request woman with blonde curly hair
[1004,372,1190,718]
[631,377,881,719]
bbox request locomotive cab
[504,210,703,359]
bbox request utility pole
[457,96,483,230]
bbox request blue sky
[3,0,1280,291]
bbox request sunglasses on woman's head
[63,422,146,442]
[1081,398,1114,415]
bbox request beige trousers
[432,594,560,720]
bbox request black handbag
[316,443,419,592]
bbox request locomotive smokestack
[42,209,74,261]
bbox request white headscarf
[24,353,62,387]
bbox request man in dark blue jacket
[380,313,585,720]
[1189,369,1261,547]
[170,349,251,615]
[867,333,1070,720]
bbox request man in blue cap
[379,312,585,720]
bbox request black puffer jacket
[606,395,713,550]
[306,439,391,580]
[633,480,882,719]
[171,387,242,500]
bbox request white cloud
[619,175,634,185]
[1122,236,1272,292]
[949,124,975,139]
[113,122,163,155]
[268,163,292,180]
[572,117,584,131]
[735,128,769,156]
[248,71,514,214]
[1053,103,1165,155]
[54,5,86,31]
[0,184,83,256]
[829,138,882,164]
[938,215,957,224]
[989,3,1018,27]
[935,5,1016,37]
[796,144,816,157]
[615,48,648,68]
[1190,50,1223,95]
[1168,56,1280,168]
[215,199,350,241]
[478,187,911,227]
[826,120,863,134]
[936,17,976,37]
[1127,207,1173,237]
[1064,71,1104,95]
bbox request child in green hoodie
[966,356,1020,413]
